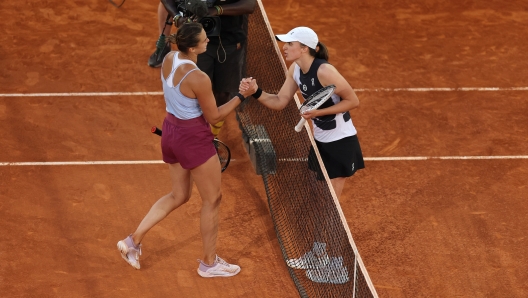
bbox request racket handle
[151,126,162,136]
[295,118,307,132]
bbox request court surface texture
[1,0,527,297]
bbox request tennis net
[236,1,378,297]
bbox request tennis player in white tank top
[118,23,258,278]
[161,51,203,120]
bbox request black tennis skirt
[308,135,365,180]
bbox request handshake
[238,77,261,99]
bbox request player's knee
[170,191,191,204]
[210,193,222,207]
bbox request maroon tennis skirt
[161,113,216,169]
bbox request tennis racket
[294,85,336,132]
[151,126,231,172]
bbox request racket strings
[213,139,231,172]
[300,89,334,113]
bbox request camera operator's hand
[207,7,219,16]
[174,15,198,28]
[173,15,183,28]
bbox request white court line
[0,161,165,166]
[0,92,164,97]
[0,159,238,166]
[354,87,528,92]
[366,155,528,161]
[280,156,528,162]
[1,155,527,166]
[3,86,528,98]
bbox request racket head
[298,84,336,114]
[213,139,231,172]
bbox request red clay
[1,0,527,297]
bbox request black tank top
[293,58,356,141]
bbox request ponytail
[308,42,329,61]
[167,22,203,53]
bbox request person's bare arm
[245,63,298,111]
[192,72,256,124]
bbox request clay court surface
[1,0,528,297]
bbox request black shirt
[207,0,248,45]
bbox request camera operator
[147,3,173,69]
[149,0,256,138]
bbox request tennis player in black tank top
[239,26,364,200]
[239,26,365,284]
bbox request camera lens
[200,17,215,33]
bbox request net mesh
[236,1,378,297]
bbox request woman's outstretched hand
[239,77,258,97]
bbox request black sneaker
[148,40,171,68]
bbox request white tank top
[161,52,202,120]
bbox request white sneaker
[117,235,142,270]
[306,256,349,284]
[286,242,329,270]
[197,255,241,278]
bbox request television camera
[174,0,221,37]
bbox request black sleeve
[160,0,180,17]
